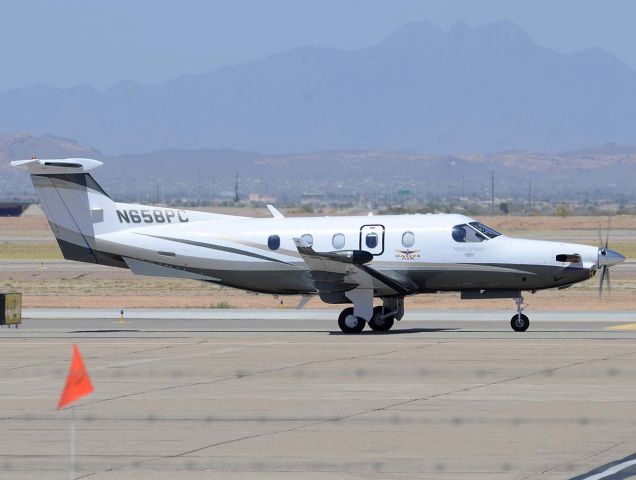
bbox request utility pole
[490,170,495,215]
[234,171,240,204]
[528,180,532,214]
[196,164,201,206]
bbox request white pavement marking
[582,459,636,479]
[21,308,636,322]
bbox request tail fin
[11,158,124,266]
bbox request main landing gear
[510,296,530,332]
[369,306,395,331]
[337,297,403,334]
[337,307,365,334]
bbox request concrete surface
[19,308,636,322]
[1,311,635,479]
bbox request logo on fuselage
[395,249,420,260]
[116,209,189,224]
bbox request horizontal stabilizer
[10,158,102,174]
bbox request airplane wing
[293,238,415,297]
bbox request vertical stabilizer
[11,158,120,265]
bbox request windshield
[452,222,501,243]
[452,224,487,243]
[469,222,501,239]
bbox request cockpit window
[452,222,501,243]
[452,225,486,243]
[469,222,501,239]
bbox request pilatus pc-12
[13,158,625,333]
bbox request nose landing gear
[510,296,530,332]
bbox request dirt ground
[0,213,634,310]
[11,276,636,311]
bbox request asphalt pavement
[1,310,635,479]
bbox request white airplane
[12,158,625,333]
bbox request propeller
[597,217,624,298]
[598,218,609,297]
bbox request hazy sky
[2,0,635,91]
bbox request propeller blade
[598,216,616,299]
[599,265,607,298]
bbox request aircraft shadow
[71,329,141,333]
[68,328,457,335]
[329,328,458,335]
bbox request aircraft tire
[510,313,529,332]
[338,307,365,334]
[368,306,395,332]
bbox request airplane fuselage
[96,208,598,297]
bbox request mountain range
[1,133,634,207]
[1,20,636,155]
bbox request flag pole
[57,344,93,478]
[70,406,75,480]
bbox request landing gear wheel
[338,307,365,334]
[368,306,395,332]
[510,313,529,332]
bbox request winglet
[266,204,285,219]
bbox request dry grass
[1,214,635,309]
[0,216,53,237]
[480,215,636,230]
[0,242,62,259]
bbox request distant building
[0,202,31,217]
[248,193,276,203]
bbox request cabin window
[301,233,313,247]
[332,233,345,249]
[402,231,415,248]
[452,224,487,243]
[365,232,378,249]
[267,234,280,250]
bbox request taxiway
[1,310,635,479]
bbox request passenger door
[359,224,385,256]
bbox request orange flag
[57,344,94,410]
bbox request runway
[1,310,635,479]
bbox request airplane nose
[598,248,626,267]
